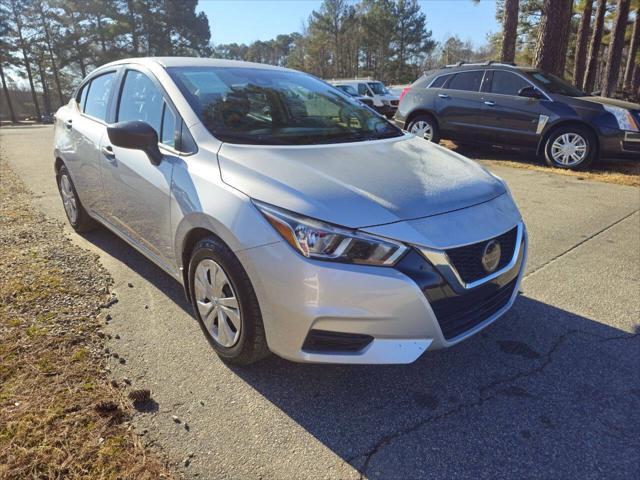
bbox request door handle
[438,93,449,99]
[64,119,73,130]
[484,101,496,106]
[101,145,116,162]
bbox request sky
[197,0,500,49]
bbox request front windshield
[367,82,389,95]
[167,67,402,145]
[524,70,585,97]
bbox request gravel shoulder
[0,157,172,479]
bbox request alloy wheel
[194,258,241,348]
[59,174,78,224]
[410,120,434,141]
[550,133,588,166]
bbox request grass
[0,160,172,479]
[441,140,640,187]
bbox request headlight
[603,105,639,132]
[254,201,407,266]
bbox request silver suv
[54,57,527,365]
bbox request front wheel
[408,114,440,143]
[543,126,596,170]
[188,236,270,365]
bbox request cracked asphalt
[2,125,639,479]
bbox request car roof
[100,56,294,72]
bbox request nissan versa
[53,58,528,365]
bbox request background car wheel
[188,236,270,365]
[408,114,440,143]
[543,125,596,170]
[56,164,96,232]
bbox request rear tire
[188,236,270,365]
[543,125,596,170]
[56,164,96,232]
[408,114,440,143]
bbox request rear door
[434,70,491,140]
[480,70,552,147]
[64,70,119,216]
[99,67,179,267]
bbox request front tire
[56,164,96,232]
[408,114,440,143]
[188,236,270,365]
[543,125,596,170]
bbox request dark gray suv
[395,62,640,170]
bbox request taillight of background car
[399,87,411,103]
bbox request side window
[447,71,484,92]
[160,104,176,147]
[357,83,368,96]
[490,71,531,96]
[117,70,164,137]
[430,74,452,88]
[84,72,116,120]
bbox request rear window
[447,71,484,92]
[83,72,116,121]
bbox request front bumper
[600,129,640,159]
[237,219,528,364]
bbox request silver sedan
[53,57,527,365]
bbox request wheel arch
[537,120,600,157]
[404,109,440,131]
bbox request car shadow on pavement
[229,295,639,479]
[80,226,193,314]
[79,224,639,478]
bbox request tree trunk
[36,54,53,115]
[534,0,574,77]
[10,0,41,119]
[623,8,639,91]
[70,10,86,78]
[573,0,593,88]
[0,62,18,124]
[37,2,65,106]
[126,0,139,53]
[501,0,519,63]
[583,0,607,92]
[602,0,631,97]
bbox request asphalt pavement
[1,125,639,479]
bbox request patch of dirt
[0,159,172,479]
[441,140,640,187]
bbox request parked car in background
[333,83,375,109]
[54,57,527,365]
[329,78,399,118]
[388,84,411,97]
[395,61,640,170]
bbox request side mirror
[107,120,162,166]
[518,86,543,99]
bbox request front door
[99,68,178,268]
[480,70,552,147]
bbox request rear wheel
[408,114,440,143]
[543,125,596,170]
[56,164,96,232]
[188,236,270,365]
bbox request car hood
[577,96,640,110]
[217,134,506,228]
